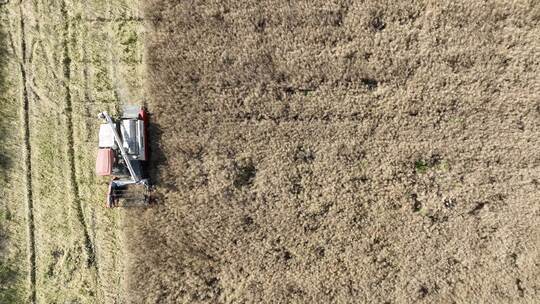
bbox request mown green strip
[0,5,28,304]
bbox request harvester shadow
[145,114,168,204]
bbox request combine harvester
[95,105,151,208]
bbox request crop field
[127,0,540,303]
[1,0,539,303]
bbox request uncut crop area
[125,0,540,303]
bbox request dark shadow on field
[145,114,168,199]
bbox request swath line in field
[18,6,36,304]
[60,0,98,272]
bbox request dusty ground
[127,0,540,303]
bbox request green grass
[0,6,27,303]
[414,159,430,173]
[0,262,21,304]
[415,157,449,174]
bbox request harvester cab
[95,105,151,208]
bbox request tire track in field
[17,5,36,304]
[60,0,98,272]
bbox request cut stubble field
[126,0,540,303]
[1,0,145,303]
